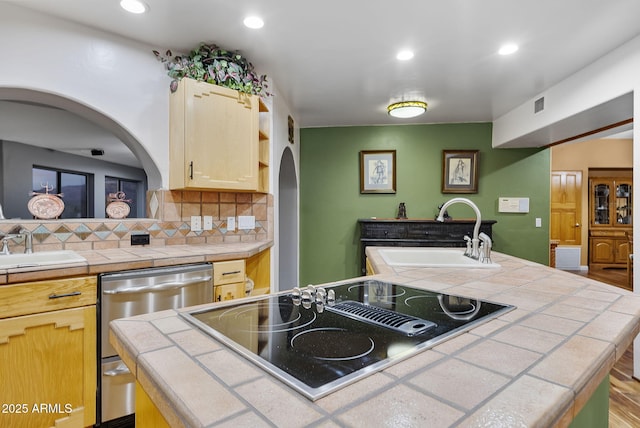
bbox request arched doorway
[0,87,161,188]
[278,147,298,291]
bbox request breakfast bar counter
[110,248,640,427]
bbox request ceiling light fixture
[396,50,414,61]
[243,16,264,29]
[120,0,148,14]
[387,101,427,118]
[498,43,519,55]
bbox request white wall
[493,34,640,148]
[0,3,168,188]
[0,3,303,287]
[494,31,640,378]
[270,82,301,289]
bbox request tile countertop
[0,241,273,285]
[110,247,640,428]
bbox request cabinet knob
[575,223,580,227]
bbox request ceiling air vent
[534,97,545,113]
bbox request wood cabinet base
[135,382,170,428]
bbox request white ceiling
[3,0,639,166]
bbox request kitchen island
[110,247,640,427]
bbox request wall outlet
[190,215,202,231]
[131,233,150,246]
[227,216,236,231]
[238,215,255,230]
[203,215,213,230]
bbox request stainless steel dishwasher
[98,263,213,427]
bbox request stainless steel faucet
[478,232,492,263]
[20,228,33,254]
[0,227,34,255]
[436,197,482,259]
[0,237,10,255]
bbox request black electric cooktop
[180,279,515,400]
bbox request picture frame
[360,150,396,194]
[442,150,479,193]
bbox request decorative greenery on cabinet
[154,43,269,96]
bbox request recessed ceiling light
[396,50,414,61]
[243,16,264,29]
[120,0,148,14]
[498,43,519,55]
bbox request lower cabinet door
[214,282,246,301]
[590,238,615,264]
[0,305,96,428]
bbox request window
[106,177,140,218]
[33,166,91,218]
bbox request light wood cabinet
[0,276,97,428]
[246,248,271,295]
[135,381,170,428]
[590,234,630,265]
[213,249,271,301]
[169,78,259,191]
[258,98,270,193]
[213,259,246,301]
[588,176,632,268]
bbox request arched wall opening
[278,146,299,291]
[0,87,162,189]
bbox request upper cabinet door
[589,177,632,228]
[615,180,632,225]
[591,181,611,226]
[169,78,259,191]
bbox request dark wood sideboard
[358,218,497,275]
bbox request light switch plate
[227,216,236,231]
[190,215,202,231]
[238,215,256,230]
[535,218,542,228]
[203,215,213,230]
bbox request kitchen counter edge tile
[110,247,640,427]
[0,240,273,284]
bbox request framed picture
[442,150,479,193]
[360,150,396,193]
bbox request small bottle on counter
[396,202,407,219]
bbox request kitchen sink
[378,247,501,268]
[0,250,87,269]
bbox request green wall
[300,123,550,285]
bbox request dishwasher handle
[103,276,212,295]
[103,363,131,377]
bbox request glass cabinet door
[616,182,632,225]
[593,183,610,225]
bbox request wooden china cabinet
[589,176,632,268]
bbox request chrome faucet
[478,232,492,263]
[436,197,482,259]
[20,228,33,254]
[0,227,34,255]
[0,237,10,255]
